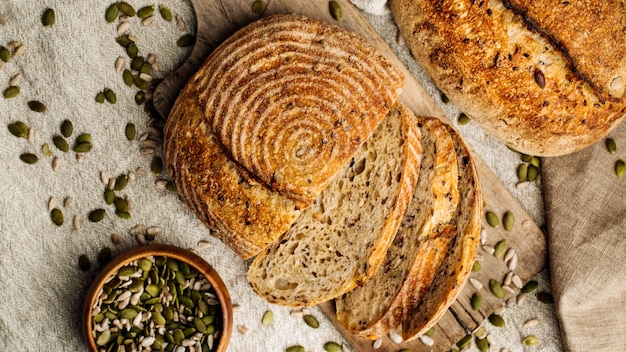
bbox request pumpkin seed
[261,310,274,326]
[116,35,131,48]
[486,211,499,227]
[530,156,541,168]
[159,5,172,21]
[472,260,482,272]
[521,280,538,293]
[488,313,505,327]
[125,123,136,141]
[527,164,539,181]
[286,346,305,352]
[494,239,507,258]
[115,209,131,219]
[42,143,52,156]
[165,181,176,192]
[104,189,115,205]
[324,341,342,352]
[151,156,163,174]
[121,69,133,86]
[537,291,554,304]
[424,327,435,337]
[489,279,504,298]
[8,121,28,138]
[440,92,449,104]
[3,86,20,98]
[517,163,528,180]
[114,174,128,191]
[42,8,55,27]
[60,119,73,137]
[616,160,625,177]
[177,34,195,47]
[503,211,515,231]
[20,153,38,164]
[475,337,489,352]
[105,3,119,23]
[458,112,471,125]
[126,43,138,59]
[252,0,266,14]
[103,88,116,104]
[137,5,154,19]
[135,91,145,105]
[130,56,144,71]
[95,92,105,103]
[471,292,482,310]
[139,62,151,74]
[74,141,93,153]
[522,335,539,347]
[116,2,134,16]
[0,46,10,62]
[457,334,472,348]
[50,208,64,225]
[88,208,106,222]
[329,1,343,21]
[53,135,69,152]
[114,196,128,212]
[97,247,112,265]
[78,254,91,271]
[303,314,319,328]
[606,138,617,154]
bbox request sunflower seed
[236,325,248,335]
[494,305,506,315]
[0,14,7,26]
[508,253,518,270]
[151,62,160,72]
[100,171,109,185]
[512,274,523,288]
[52,156,61,171]
[139,72,152,82]
[516,180,530,189]
[9,73,22,86]
[140,147,155,155]
[469,277,483,290]
[482,245,495,255]
[504,248,516,262]
[523,318,539,328]
[419,334,434,346]
[135,234,146,244]
[27,128,35,143]
[372,338,382,349]
[176,15,186,31]
[503,272,513,286]
[115,57,126,73]
[48,196,58,211]
[117,21,130,35]
[127,34,138,43]
[42,8,55,27]
[142,16,154,26]
[73,215,81,230]
[12,43,25,59]
[480,228,487,244]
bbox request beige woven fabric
[543,120,626,352]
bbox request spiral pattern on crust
[193,14,404,206]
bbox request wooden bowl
[82,244,233,351]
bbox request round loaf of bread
[390,0,626,156]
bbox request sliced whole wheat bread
[335,117,460,339]
[247,102,422,307]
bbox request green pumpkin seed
[139,62,151,74]
[537,291,554,304]
[177,34,195,47]
[104,189,115,205]
[120,307,138,319]
[104,88,116,104]
[113,197,128,212]
[88,208,106,222]
[530,156,541,168]
[76,133,92,144]
[138,258,152,272]
[95,92,105,103]
[166,181,177,192]
[0,46,10,62]
[458,112,471,125]
[523,335,539,346]
[53,135,69,152]
[425,327,435,337]
[50,208,64,225]
[60,119,73,137]
[494,239,507,258]
[486,211,499,227]
[615,159,625,177]
[41,143,52,157]
[151,156,163,174]
[122,69,133,86]
[118,2,136,16]
[471,292,482,310]
[116,35,132,48]
[133,75,147,90]
[114,174,128,191]
[488,313,505,327]
[517,163,528,180]
[135,91,145,105]
[3,86,20,98]
[489,279,504,298]
[521,280,538,293]
[73,142,93,153]
[521,154,533,162]
[105,3,119,23]
[137,5,154,19]
[252,0,266,14]
[606,138,617,154]
[527,164,539,182]
[329,1,343,21]
[126,43,138,59]
[159,5,172,21]
[78,254,91,271]
[457,334,472,348]
[286,346,305,352]
[471,260,482,272]
[503,211,515,231]
[20,153,38,164]
[95,329,110,346]
[125,123,136,141]
[8,121,29,138]
[475,337,489,352]
[115,209,130,219]
[440,92,449,104]
[303,314,319,328]
[118,265,137,277]
[261,310,274,326]
[97,247,112,265]
[42,8,55,27]
[130,56,144,71]
[323,342,342,352]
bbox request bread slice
[401,124,482,341]
[247,102,422,307]
[335,117,460,339]
[390,0,626,156]
[191,14,405,207]
[163,89,302,259]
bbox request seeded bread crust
[191,14,404,207]
[247,102,422,307]
[401,124,482,341]
[390,0,626,156]
[335,117,459,339]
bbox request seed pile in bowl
[91,256,223,351]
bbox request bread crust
[390,0,626,156]
[191,14,404,207]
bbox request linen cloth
[0,1,562,351]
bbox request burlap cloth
[1,0,620,351]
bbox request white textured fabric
[0,1,561,351]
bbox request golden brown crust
[390,0,626,156]
[191,14,404,207]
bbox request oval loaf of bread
[247,102,422,307]
[163,14,404,259]
[390,0,626,156]
[335,117,460,339]
[190,14,404,208]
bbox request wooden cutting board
[153,1,548,351]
